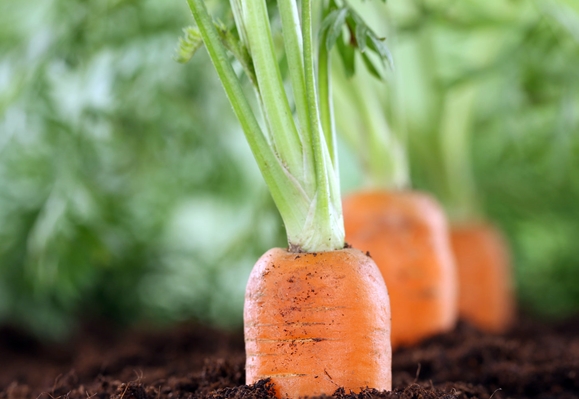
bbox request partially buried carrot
[185,0,393,397]
[343,190,457,349]
[245,248,391,397]
[450,222,515,333]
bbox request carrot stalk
[333,61,408,189]
[278,0,311,154]
[439,85,479,221]
[242,0,304,178]
[187,0,341,253]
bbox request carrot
[343,190,457,348]
[450,222,515,333]
[185,1,393,397]
[245,248,391,397]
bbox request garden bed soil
[1,317,578,399]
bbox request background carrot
[333,35,457,348]
[342,191,457,348]
[450,222,514,332]
[400,43,517,332]
[186,0,393,396]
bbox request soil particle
[1,317,578,399]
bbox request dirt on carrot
[450,222,515,333]
[342,190,458,349]
[244,248,391,398]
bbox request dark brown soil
[1,317,578,399]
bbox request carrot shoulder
[245,248,392,398]
[450,222,515,333]
[343,190,457,348]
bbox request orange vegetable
[343,190,457,349]
[244,247,392,398]
[450,222,515,333]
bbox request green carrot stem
[301,0,344,252]
[229,0,248,47]
[318,29,338,173]
[415,25,481,221]
[439,85,480,221]
[242,1,304,179]
[187,0,344,252]
[333,58,409,190]
[187,0,310,248]
[278,0,313,170]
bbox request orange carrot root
[244,248,392,398]
[450,222,515,333]
[343,190,458,349]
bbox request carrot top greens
[333,58,408,190]
[182,0,389,253]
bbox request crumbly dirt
[1,317,578,399]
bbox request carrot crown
[184,0,388,253]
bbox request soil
[1,317,578,399]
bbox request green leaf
[214,21,257,86]
[340,4,394,76]
[365,32,394,70]
[336,31,356,77]
[361,51,384,79]
[175,26,203,64]
[356,19,368,53]
[322,8,349,50]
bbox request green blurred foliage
[0,0,283,339]
[346,0,579,319]
[0,0,578,339]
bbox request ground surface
[1,317,578,399]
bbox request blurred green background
[0,0,578,339]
